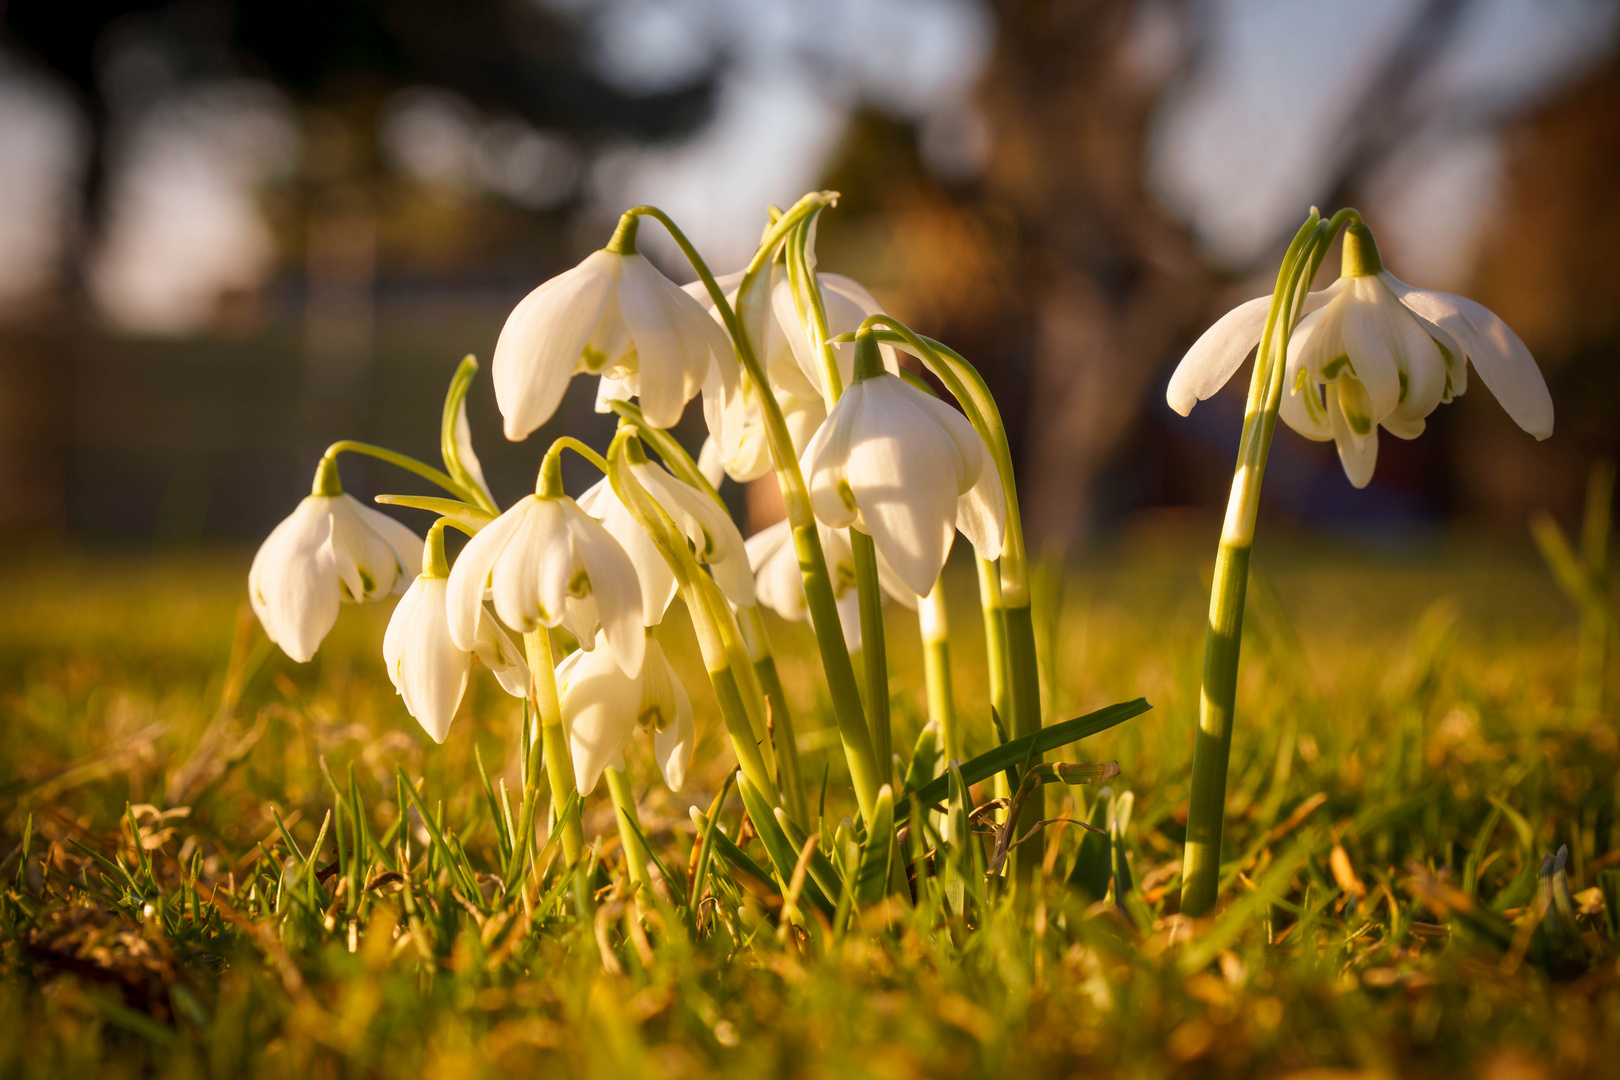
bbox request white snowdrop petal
[580,477,676,626]
[618,258,690,427]
[387,577,472,744]
[1166,294,1271,416]
[444,504,522,650]
[494,254,615,441]
[250,496,341,663]
[473,607,530,699]
[559,642,641,796]
[1386,275,1553,439]
[1337,285,1403,421]
[348,498,422,595]
[565,503,646,677]
[1328,384,1379,489]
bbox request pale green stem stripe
[919,582,958,763]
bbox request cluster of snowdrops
[247,193,1553,913]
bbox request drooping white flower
[1167,224,1553,488]
[746,518,863,650]
[493,248,735,441]
[382,573,528,744]
[445,494,644,677]
[554,632,694,794]
[668,269,832,483]
[249,493,419,663]
[772,271,900,401]
[802,368,1005,597]
[575,459,755,624]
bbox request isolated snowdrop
[382,541,528,743]
[802,338,1005,596]
[555,631,694,794]
[493,243,735,442]
[249,485,420,663]
[1167,223,1552,487]
[445,493,645,677]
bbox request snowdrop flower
[746,519,863,650]
[802,338,1005,597]
[249,483,419,663]
[672,270,830,483]
[575,458,755,624]
[554,631,694,794]
[772,271,900,401]
[445,493,645,677]
[382,536,528,743]
[1168,222,1552,488]
[493,244,735,441]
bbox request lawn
[2,533,1615,1079]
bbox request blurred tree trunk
[822,1,1214,543]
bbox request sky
[0,0,1615,331]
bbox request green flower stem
[850,529,892,784]
[616,196,883,825]
[318,440,479,505]
[1180,208,1358,916]
[607,431,778,808]
[976,555,1012,735]
[606,399,808,818]
[603,766,651,906]
[849,315,1043,872]
[739,604,810,823]
[438,354,499,515]
[537,436,610,497]
[919,582,959,764]
[524,629,581,866]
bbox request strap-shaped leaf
[895,698,1150,822]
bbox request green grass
[2,535,1617,1079]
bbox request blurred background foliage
[0,0,1615,547]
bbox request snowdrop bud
[555,632,694,795]
[1167,219,1552,489]
[249,464,420,662]
[802,335,1005,596]
[445,493,645,677]
[493,226,736,442]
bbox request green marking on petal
[1397,369,1409,404]
[568,567,591,598]
[1320,355,1350,381]
[837,479,858,514]
[358,568,376,596]
[581,345,607,373]
[639,704,665,732]
[1340,383,1375,437]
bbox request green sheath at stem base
[1003,602,1044,882]
[1180,542,1251,917]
